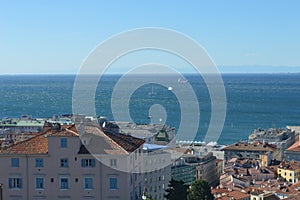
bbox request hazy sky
[1,1,300,74]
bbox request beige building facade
[0,124,145,200]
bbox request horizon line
[0,72,300,76]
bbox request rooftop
[226,190,250,199]
[0,124,144,155]
[223,142,277,152]
[0,133,48,154]
[0,119,45,127]
[116,121,173,138]
[278,161,300,171]
[286,141,300,152]
[104,131,145,153]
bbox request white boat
[178,78,188,83]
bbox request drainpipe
[26,155,29,200]
[0,183,3,200]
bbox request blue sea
[0,74,299,145]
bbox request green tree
[164,179,188,200]
[188,179,214,200]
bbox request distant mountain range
[218,65,300,74]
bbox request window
[36,178,44,189]
[11,158,19,167]
[110,159,117,167]
[60,158,68,167]
[81,159,95,167]
[109,177,118,190]
[61,138,67,148]
[84,177,93,189]
[9,178,22,189]
[60,178,69,189]
[35,158,43,167]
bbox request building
[249,128,295,144]
[284,141,300,161]
[259,152,272,167]
[214,190,250,200]
[0,117,45,133]
[216,159,224,182]
[223,142,280,162]
[277,161,300,183]
[1,132,40,149]
[143,146,171,200]
[171,157,195,185]
[116,122,175,145]
[248,128,295,159]
[168,148,218,186]
[0,124,146,200]
[192,153,218,186]
[250,190,280,200]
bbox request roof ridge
[65,127,79,136]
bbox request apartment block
[0,124,145,200]
[277,161,300,183]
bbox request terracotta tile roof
[226,190,250,199]
[0,133,48,154]
[62,124,144,153]
[78,125,129,155]
[104,131,145,153]
[223,142,277,152]
[278,161,300,171]
[78,125,144,154]
[250,189,264,195]
[286,141,300,152]
[1,124,144,155]
[211,188,228,194]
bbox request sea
[0,73,299,145]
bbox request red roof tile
[0,133,48,154]
[104,131,145,153]
[1,124,144,155]
[286,141,300,152]
[278,161,300,170]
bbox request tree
[164,179,188,200]
[187,179,214,200]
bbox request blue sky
[0,1,300,74]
